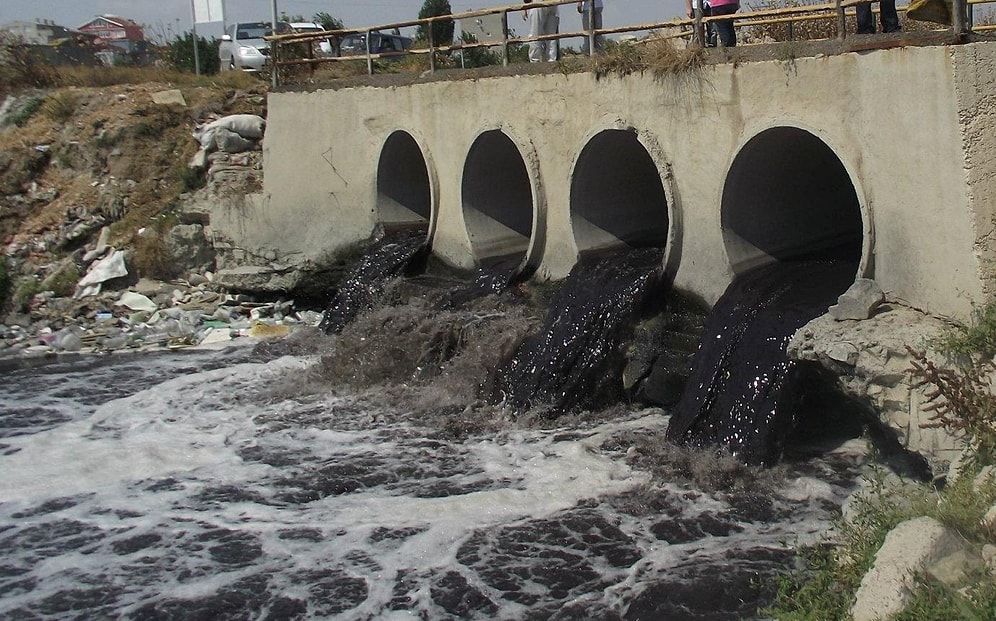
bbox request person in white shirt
[577,0,604,54]
[523,0,560,62]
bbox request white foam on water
[0,352,862,619]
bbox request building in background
[0,20,101,66]
[78,15,149,65]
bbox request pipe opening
[376,130,432,232]
[462,130,534,269]
[571,129,670,256]
[723,127,863,272]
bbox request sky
[1,1,690,41]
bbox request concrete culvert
[377,130,432,230]
[462,130,534,270]
[722,126,864,272]
[571,129,670,256]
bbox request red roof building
[78,15,146,59]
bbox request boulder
[166,224,215,274]
[851,516,965,621]
[789,306,962,467]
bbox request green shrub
[12,277,41,312]
[40,91,78,122]
[6,96,43,127]
[766,468,996,620]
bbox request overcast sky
[1,1,689,40]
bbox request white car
[219,22,272,72]
[280,22,334,56]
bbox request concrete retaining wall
[230,41,996,320]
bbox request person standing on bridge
[692,0,739,47]
[856,0,901,34]
[523,0,560,62]
[577,0,604,54]
[685,0,718,47]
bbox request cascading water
[665,259,858,465]
[0,247,870,619]
[490,249,667,413]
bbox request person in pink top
[687,0,739,47]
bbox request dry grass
[583,37,704,81]
[53,65,261,90]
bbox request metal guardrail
[268,0,993,85]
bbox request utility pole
[190,0,201,75]
[271,0,279,87]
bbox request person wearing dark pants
[856,0,902,33]
[708,0,740,47]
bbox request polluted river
[0,232,875,620]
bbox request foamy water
[0,346,864,619]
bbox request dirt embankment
[0,81,274,356]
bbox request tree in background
[416,0,454,46]
[314,12,345,30]
[163,32,219,74]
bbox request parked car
[277,21,334,57]
[219,21,271,72]
[338,32,413,58]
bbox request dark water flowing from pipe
[665,259,858,465]
[319,229,428,334]
[490,248,666,414]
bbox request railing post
[501,10,509,67]
[835,0,846,40]
[952,0,966,38]
[428,19,436,73]
[365,29,373,75]
[271,39,280,87]
[694,8,704,47]
[587,4,596,57]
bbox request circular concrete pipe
[570,129,670,256]
[462,130,535,271]
[722,126,863,273]
[376,130,432,231]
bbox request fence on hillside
[267,0,994,86]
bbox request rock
[166,224,215,274]
[789,307,961,468]
[851,516,965,621]
[829,279,885,321]
[926,549,982,587]
[151,90,186,106]
[982,544,996,576]
[825,341,859,366]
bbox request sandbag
[194,114,266,150]
[214,127,258,153]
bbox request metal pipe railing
[268,0,987,85]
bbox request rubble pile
[1,84,326,362]
[0,267,322,361]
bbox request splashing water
[320,230,428,334]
